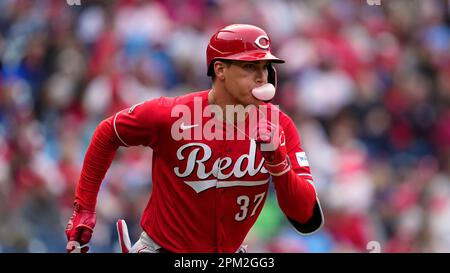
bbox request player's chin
[251,98,264,107]
[240,97,260,107]
[249,94,264,106]
[241,91,261,106]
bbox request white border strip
[217,179,269,188]
[184,179,269,193]
[113,112,130,147]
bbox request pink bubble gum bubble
[252,83,276,102]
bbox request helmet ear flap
[207,60,215,76]
[267,63,277,89]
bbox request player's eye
[243,63,256,70]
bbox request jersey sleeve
[279,113,324,235]
[113,98,165,148]
[74,97,166,210]
[282,114,314,181]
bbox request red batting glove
[65,202,96,253]
[254,119,291,176]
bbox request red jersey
[75,90,323,253]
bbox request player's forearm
[75,118,120,211]
[271,170,316,224]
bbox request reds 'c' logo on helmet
[254,35,270,49]
[206,24,285,76]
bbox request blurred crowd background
[0,0,450,253]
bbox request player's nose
[255,67,266,84]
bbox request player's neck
[208,87,248,124]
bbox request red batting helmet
[206,24,285,77]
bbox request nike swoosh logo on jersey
[180,122,199,130]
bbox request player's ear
[213,61,227,81]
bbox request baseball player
[65,24,323,253]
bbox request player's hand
[65,202,96,253]
[253,119,291,176]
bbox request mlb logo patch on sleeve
[295,152,309,167]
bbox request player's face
[222,60,270,106]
